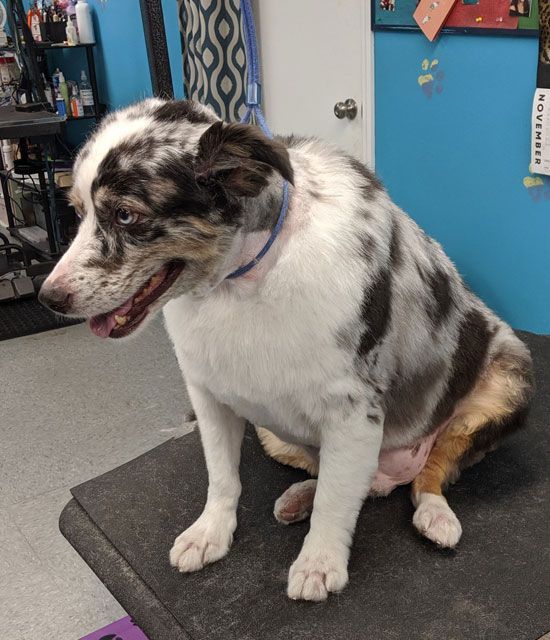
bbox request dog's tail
[255,426,319,476]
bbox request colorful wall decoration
[373,0,539,34]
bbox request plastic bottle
[79,70,94,115]
[27,2,42,42]
[57,70,70,113]
[75,0,95,44]
[52,68,61,90]
[56,90,67,118]
[41,73,55,109]
[70,82,83,118]
[1,140,14,172]
[65,18,79,45]
[66,0,77,21]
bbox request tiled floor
[1,319,193,638]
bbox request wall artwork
[414,0,458,40]
[418,59,445,96]
[373,0,539,34]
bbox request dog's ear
[194,122,294,198]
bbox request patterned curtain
[540,0,550,64]
[178,0,248,122]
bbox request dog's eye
[115,208,138,226]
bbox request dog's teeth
[114,315,127,326]
[134,273,163,305]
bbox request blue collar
[225,180,290,280]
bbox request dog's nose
[38,282,73,315]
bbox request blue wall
[90,0,184,109]
[375,32,550,333]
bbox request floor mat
[66,332,550,640]
[0,296,81,341]
[80,616,149,640]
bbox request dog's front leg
[287,402,384,601]
[170,382,245,572]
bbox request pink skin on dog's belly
[370,421,449,496]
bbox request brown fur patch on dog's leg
[412,348,532,547]
[274,479,317,524]
[255,427,319,476]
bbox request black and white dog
[40,100,533,601]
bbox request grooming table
[60,332,550,640]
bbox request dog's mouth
[89,261,185,339]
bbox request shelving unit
[34,41,102,122]
[0,0,103,275]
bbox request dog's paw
[287,547,349,601]
[274,479,317,525]
[169,512,235,572]
[413,493,462,548]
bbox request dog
[39,99,533,601]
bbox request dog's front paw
[413,493,462,548]
[287,547,349,601]
[169,511,235,572]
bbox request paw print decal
[523,166,550,203]
[418,59,444,98]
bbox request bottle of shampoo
[75,0,95,44]
[57,70,70,113]
[56,89,67,118]
[27,2,42,42]
[79,70,95,116]
[70,82,84,118]
[52,68,60,92]
[65,19,79,45]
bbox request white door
[254,0,374,165]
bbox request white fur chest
[163,242,363,445]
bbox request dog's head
[39,99,293,338]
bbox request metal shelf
[9,225,56,259]
[34,42,96,50]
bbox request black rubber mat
[63,332,550,640]
[0,296,81,341]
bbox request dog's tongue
[89,298,133,338]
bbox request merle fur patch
[389,217,403,270]
[357,268,392,358]
[152,100,216,124]
[426,266,453,326]
[347,156,384,200]
[430,309,493,428]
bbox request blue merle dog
[39,99,533,601]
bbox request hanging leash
[225,0,290,280]
[239,0,270,138]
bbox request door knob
[334,98,358,120]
